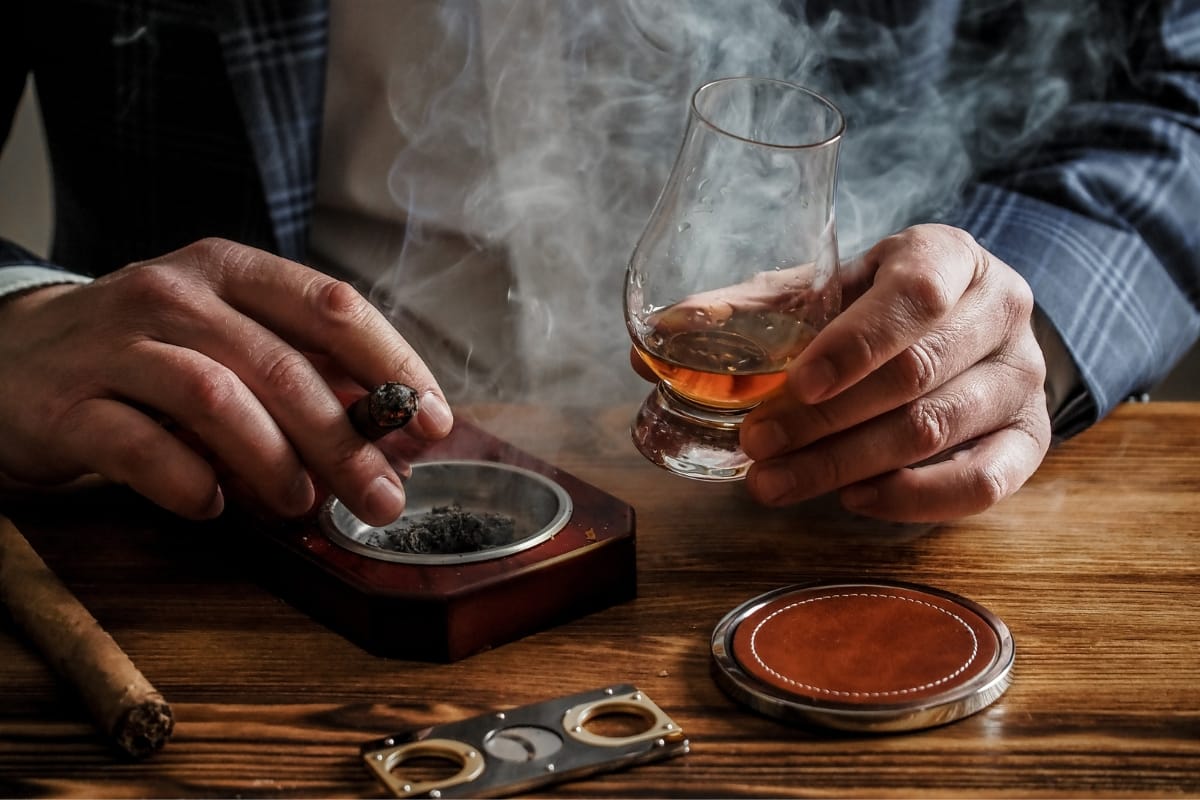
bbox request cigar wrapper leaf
[0,515,174,758]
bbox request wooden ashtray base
[236,420,636,662]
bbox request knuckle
[312,279,375,329]
[260,347,317,395]
[935,223,981,252]
[972,462,1011,509]
[121,263,198,310]
[180,367,242,421]
[902,224,981,307]
[800,400,842,440]
[839,327,882,373]
[187,237,272,286]
[809,445,849,494]
[327,439,378,479]
[900,263,955,321]
[1015,404,1054,456]
[998,334,1048,390]
[905,397,955,456]
[189,237,247,271]
[993,266,1036,333]
[891,340,942,396]
[107,425,162,481]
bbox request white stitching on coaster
[749,592,980,698]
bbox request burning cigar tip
[348,382,421,440]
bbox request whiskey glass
[625,77,844,480]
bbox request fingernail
[202,486,225,519]
[363,475,406,524]
[841,484,878,509]
[416,391,454,437]
[753,466,796,504]
[742,420,789,459]
[791,358,837,403]
[286,472,315,514]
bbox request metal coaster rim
[710,579,1015,733]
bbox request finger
[745,357,1043,507]
[787,226,980,404]
[743,285,1012,459]
[369,431,425,480]
[837,425,1050,522]
[193,240,452,438]
[836,251,873,305]
[59,398,225,520]
[630,346,658,383]
[156,291,407,525]
[228,341,408,526]
[114,341,315,516]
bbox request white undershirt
[308,0,631,405]
[307,0,520,402]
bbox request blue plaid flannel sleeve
[211,0,327,263]
[947,0,1200,437]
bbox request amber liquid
[633,308,816,410]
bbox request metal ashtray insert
[320,460,573,565]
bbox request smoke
[368,0,1119,407]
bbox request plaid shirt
[2,0,1198,437]
[946,1,1200,432]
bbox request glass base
[631,384,752,482]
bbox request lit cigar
[0,515,174,758]
[347,382,420,440]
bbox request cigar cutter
[361,684,688,798]
[711,579,1015,733]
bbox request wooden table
[1,402,1198,797]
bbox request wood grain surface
[1,402,1197,797]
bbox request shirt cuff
[1030,304,1092,440]
[0,265,93,302]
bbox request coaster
[710,580,1014,733]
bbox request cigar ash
[365,503,516,555]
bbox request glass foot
[631,385,752,482]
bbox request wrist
[0,282,82,322]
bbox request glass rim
[690,76,845,151]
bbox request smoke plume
[369,0,1119,407]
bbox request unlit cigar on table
[0,515,173,758]
[0,384,415,761]
[347,381,420,440]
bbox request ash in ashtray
[364,504,517,554]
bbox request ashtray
[711,580,1015,733]
[235,420,637,662]
[320,461,573,565]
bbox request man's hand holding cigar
[0,238,454,526]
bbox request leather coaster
[711,580,1014,732]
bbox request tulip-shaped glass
[625,77,845,481]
